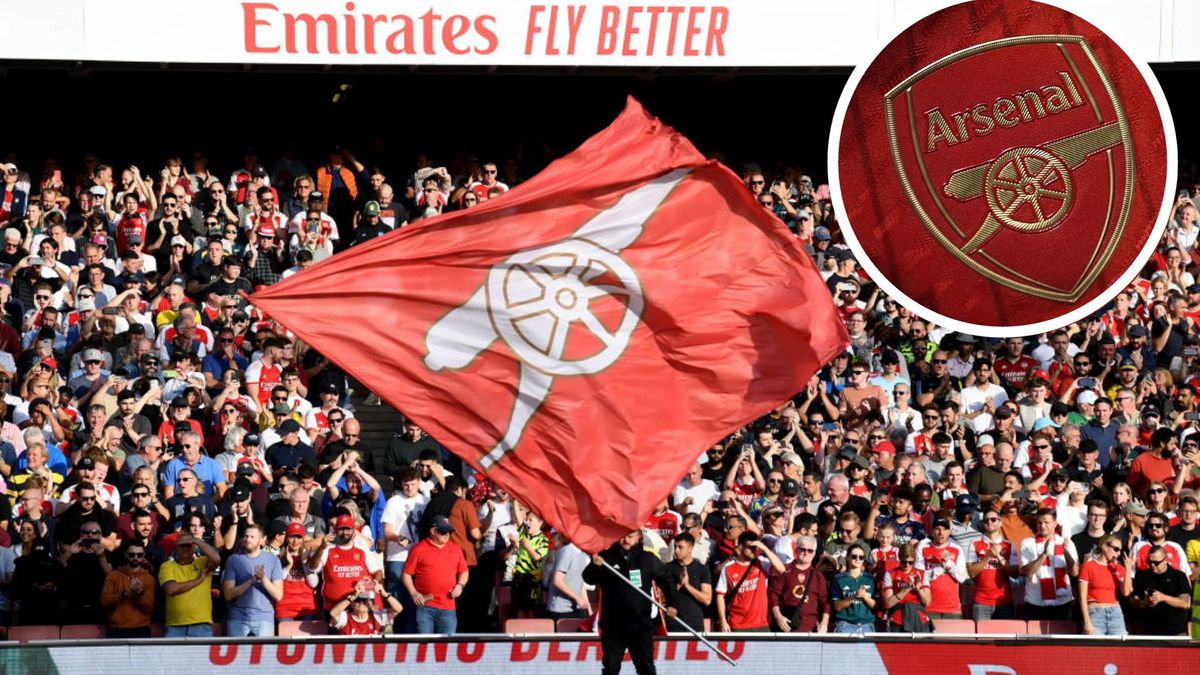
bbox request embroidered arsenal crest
[832,0,1175,334]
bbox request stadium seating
[555,618,590,633]
[932,619,977,634]
[975,620,1028,634]
[504,618,555,634]
[276,620,329,636]
[60,625,106,640]
[8,625,61,642]
[1026,620,1078,635]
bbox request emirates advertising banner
[0,638,1193,675]
[0,0,1195,66]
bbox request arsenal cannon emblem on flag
[833,0,1175,334]
[251,98,847,552]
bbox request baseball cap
[814,226,831,241]
[362,201,381,216]
[286,522,306,537]
[1128,324,1149,338]
[169,396,190,408]
[244,433,261,446]
[319,382,339,394]
[779,451,803,466]
[852,455,871,470]
[1119,358,1138,371]
[1048,468,1069,481]
[430,515,455,534]
[1141,405,1161,419]
[76,298,96,312]
[228,484,251,502]
[955,493,980,512]
[871,441,896,456]
[236,462,256,477]
[77,456,96,471]
[993,405,1014,419]
[1124,502,1149,517]
[1077,390,1099,406]
[1050,401,1070,417]
[88,185,107,197]
[127,233,143,245]
[309,190,325,201]
[39,356,57,370]
[780,478,801,497]
[837,445,859,461]
[256,224,275,237]
[1031,417,1060,432]
[170,235,190,248]
[250,164,268,178]
[1188,284,1200,294]
[82,348,104,363]
[267,520,289,538]
[932,517,952,529]
[279,419,302,435]
[334,514,356,530]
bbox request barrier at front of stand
[1,635,1195,674]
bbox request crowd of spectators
[0,149,1197,641]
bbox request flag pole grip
[599,559,737,667]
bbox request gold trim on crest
[883,35,1134,303]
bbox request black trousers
[601,629,655,675]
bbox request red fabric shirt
[994,355,1039,390]
[968,537,1014,605]
[321,545,371,608]
[1078,559,1122,604]
[1128,452,1176,496]
[643,510,681,545]
[403,539,467,611]
[717,559,770,629]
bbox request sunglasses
[848,554,865,561]
[1149,488,1166,494]
[931,359,948,364]
[79,496,97,502]
[328,418,344,424]
[1149,558,1168,566]
[796,548,816,554]
[132,491,150,498]
[127,552,146,559]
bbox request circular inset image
[830,0,1176,336]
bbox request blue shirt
[221,550,284,622]
[1079,419,1119,468]
[162,455,226,497]
[202,352,249,392]
[9,441,70,476]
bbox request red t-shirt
[321,545,372,608]
[643,511,681,545]
[276,560,318,619]
[993,355,1038,390]
[916,542,965,614]
[1078,559,1122,604]
[1128,453,1176,496]
[716,560,769,630]
[403,539,467,611]
[968,537,1014,605]
[335,612,382,635]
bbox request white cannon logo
[424,169,689,468]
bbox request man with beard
[310,513,383,610]
[584,530,676,674]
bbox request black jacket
[583,544,674,632]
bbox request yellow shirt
[158,555,213,626]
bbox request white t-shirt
[380,493,428,563]
[959,384,1009,434]
[478,499,513,554]
[671,479,720,515]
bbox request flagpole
[600,559,737,667]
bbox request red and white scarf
[1035,536,1068,602]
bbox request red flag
[250,98,847,552]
